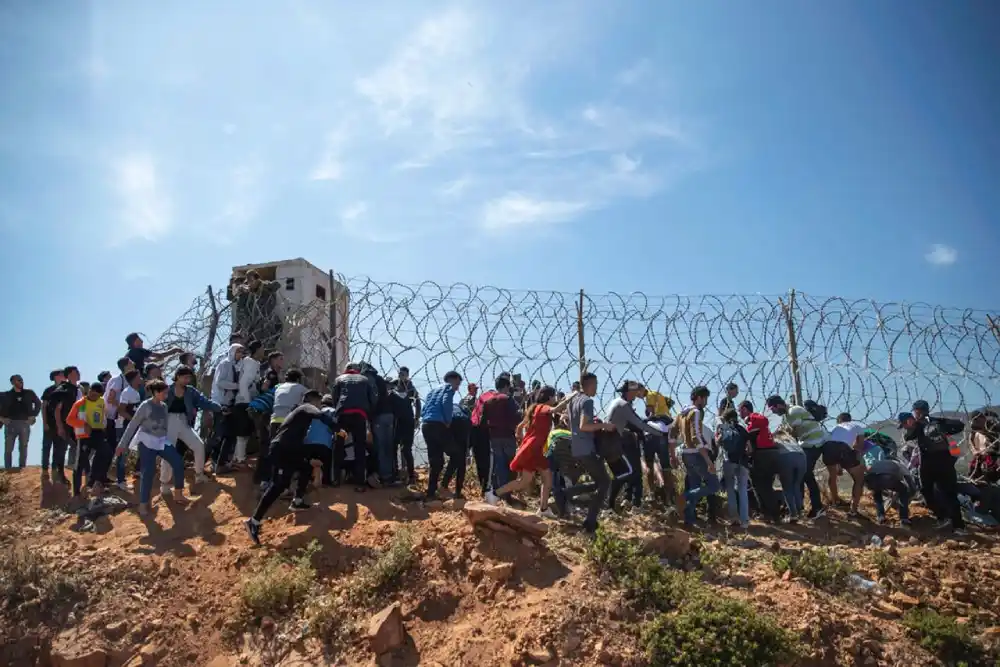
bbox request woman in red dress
[486,386,558,517]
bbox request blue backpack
[719,422,748,464]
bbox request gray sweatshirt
[607,397,661,437]
[272,382,308,421]
[117,399,169,447]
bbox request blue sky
[1,2,999,461]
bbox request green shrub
[771,548,851,589]
[699,544,741,575]
[863,549,896,579]
[239,540,321,620]
[643,595,799,667]
[902,608,982,663]
[344,527,415,606]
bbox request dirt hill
[2,467,1000,667]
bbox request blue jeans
[490,437,517,492]
[113,424,128,484]
[372,413,396,482]
[779,451,807,517]
[139,443,185,504]
[723,462,750,525]
[684,471,721,524]
[802,445,824,513]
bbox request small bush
[864,549,896,579]
[0,546,86,615]
[902,608,982,663]
[699,544,742,575]
[587,527,703,612]
[239,540,321,620]
[643,595,799,667]
[771,548,851,589]
[345,527,415,605]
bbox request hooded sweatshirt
[211,344,242,406]
[236,355,261,404]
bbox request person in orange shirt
[66,383,109,499]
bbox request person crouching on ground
[823,415,868,517]
[116,379,189,515]
[245,390,335,545]
[861,430,915,526]
[486,385,560,518]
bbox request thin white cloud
[481,193,590,232]
[440,176,470,198]
[112,153,171,244]
[212,161,266,238]
[341,201,368,221]
[310,130,345,181]
[925,244,958,267]
[616,59,650,86]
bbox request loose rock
[368,602,405,655]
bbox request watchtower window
[285,278,295,291]
[315,285,327,301]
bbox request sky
[1,1,999,463]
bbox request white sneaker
[484,491,500,506]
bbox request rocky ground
[1,466,999,666]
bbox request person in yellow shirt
[638,385,674,419]
[66,383,109,498]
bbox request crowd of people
[2,331,999,547]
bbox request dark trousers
[50,433,69,479]
[253,417,278,485]
[750,448,783,520]
[921,449,965,529]
[395,422,416,482]
[608,433,643,508]
[73,438,95,495]
[422,421,452,497]
[213,410,238,467]
[42,428,54,470]
[801,446,825,513]
[563,454,611,532]
[442,418,470,495]
[252,449,312,521]
[470,426,492,493]
[337,412,368,486]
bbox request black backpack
[719,422,749,463]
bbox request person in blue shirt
[420,370,463,499]
[302,395,337,487]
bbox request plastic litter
[848,574,883,595]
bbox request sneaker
[138,503,150,516]
[484,491,500,506]
[935,519,953,530]
[538,507,557,519]
[160,485,173,497]
[194,474,209,485]
[807,508,826,520]
[117,481,131,491]
[245,518,261,545]
[289,498,312,511]
[171,494,189,506]
[367,474,382,490]
[954,528,969,537]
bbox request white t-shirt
[828,422,865,447]
[104,374,128,419]
[116,386,141,428]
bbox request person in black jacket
[900,400,966,534]
[245,391,336,545]
[330,363,378,492]
[1,374,42,470]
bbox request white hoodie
[211,344,242,406]
[236,356,261,404]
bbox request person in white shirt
[226,340,264,466]
[823,414,867,516]
[104,356,137,489]
[210,344,244,473]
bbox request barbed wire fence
[155,276,1000,459]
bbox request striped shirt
[783,406,827,448]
